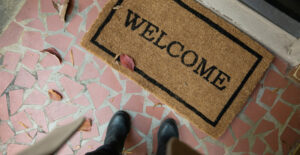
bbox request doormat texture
[82,0,273,138]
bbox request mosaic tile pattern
[0,0,299,155]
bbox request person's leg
[85,111,131,155]
[156,119,179,155]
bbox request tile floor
[0,0,299,155]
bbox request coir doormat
[82,0,273,138]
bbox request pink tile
[273,56,288,74]
[260,89,277,107]
[125,128,143,149]
[80,63,100,80]
[0,122,14,143]
[130,142,147,155]
[60,76,84,99]
[265,129,279,152]
[57,144,73,155]
[40,54,61,68]
[45,102,78,121]
[76,31,85,46]
[65,47,85,66]
[36,132,47,142]
[67,15,83,35]
[118,73,127,80]
[78,0,94,12]
[179,125,198,148]
[3,51,21,71]
[15,0,38,21]
[11,111,32,131]
[232,138,250,152]
[148,94,161,104]
[37,69,52,88]
[95,106,113,125]
[231,118,251,138]
[47,82,61,92]
[126,80,142,94]
[252,138,266,154]
[0,71,14,94]
[21,51,40,70]
[41,0,57,13]
[270,101,293,124]
[205,142,225,155]
[151,126,159,153]
[77,140,101,155]
[132,114,152,135]
[59,64,77,77]
[191,124,207,139]
[254,120,275,134]
[47,15,64,31]
[22,31,44,50]
[93,56,106,69]
[0,95,9,120]
[87,82,109,108]
[6,144,27,155]
[146,106,164,120]
[281,84,300,105]
[218,129,235,147]
[9,89,23,114]
[57,117,74,126]
[73,95,90,106]
[15,68,36,88]
[100,67,122,92]
[15,132,33,144]
[24,89,47,105]
[26,19,45,31]
[288,109,300,130]
[263,70,288,88]
[82,122,99,139]
[69,132,81,150]
[123,95,144,113]
[0,22,23,48]
[46,34,73,52]
[244,101,266,123]
[25,108,48,132]
[280,127,300,155]
[98,0,109,7]
[250,83,262,100]
[109,94,122,109]
[86,6,99,31]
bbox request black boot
[86,110,131,155]
[156,118,179,155]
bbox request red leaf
[41,47,63,63]
[120,54,135,71]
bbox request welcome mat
[82,0,273,138]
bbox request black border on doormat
[90,0,263,127]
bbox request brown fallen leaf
[153,102,163,109]
[41,47,63,63]
[79,118,92,131]
[18,121,29,129]
[113,5,122,10]
[48,89,63,101]
[52,0,69,22]
[70,49,74,66]
[120,54,135,71]
[272,88,280,93]
[122,149,132,154]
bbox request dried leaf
[120,54,135,71]
[272,88,280,93]
[122,149,132,154]
[79,118,92,131]
[113,5,122,10]
[41,47,63,63]
[0,64,7,69]
[293,65,300,80]
[74,145,81,150]
[18,121,29,129]
[52,0,69,22]
[153,102,163,109]
[48,89,63,101]
[26,132,33,140]
[70,49,74,66]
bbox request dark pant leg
[85,144,120,155]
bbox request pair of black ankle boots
[86,110,179,155]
